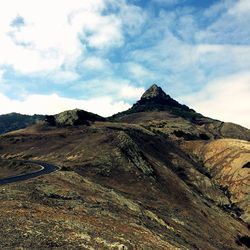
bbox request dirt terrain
[0,122,249,249]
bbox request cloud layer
[0,93,130,117]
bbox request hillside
[181,139,250,224]
[0,85,249,249]
[0,113,44,134]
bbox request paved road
[0,160,58,185]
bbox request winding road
[0,160,58,185]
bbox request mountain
[112,84,250,141]
[0,113,44,134]
[112,84,201,120]
[0,85,249,249]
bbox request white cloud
[152,0,186,6]
[118,3,147,35]
[180,72,250,129]
[0,69,5,81]
[127,62,155,80]
[49,70,80,83]
[71,10,123,48]
[0,0,125,75]
[130,20,250,95]
[70,78,145,102]
[119,84,145,99]
[197,0,250,45]
[0,92,131,117]
[228,0,250,15]
[195,44,250,70]
[131,32,187,71]
[81,57,110,71]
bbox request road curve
[0,160,59,185]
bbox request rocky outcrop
[115,131,154,175]
[141,84,169,100]
[46,109,105,126]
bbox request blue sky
[0,0,250,128]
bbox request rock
[116,131,154,176]
[141,84,169,100]
[46,109,105,127]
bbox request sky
[0,0,249,128]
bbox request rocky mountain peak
[136,83,189,111]
[111,83,201,121]
[141,84,168,100]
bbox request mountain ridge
[1,84,249,135]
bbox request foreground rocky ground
[0,122,249,249]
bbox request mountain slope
[0,122,249,249]
[182,138,250,224]
[0,113,44,134]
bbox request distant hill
[0,113,44,134]
[0,109,105,134]
[45,108,105,126]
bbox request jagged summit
[111,83,202,120]
[141,84,168,100]
[137,84,183,106]
[117,84,196,116]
